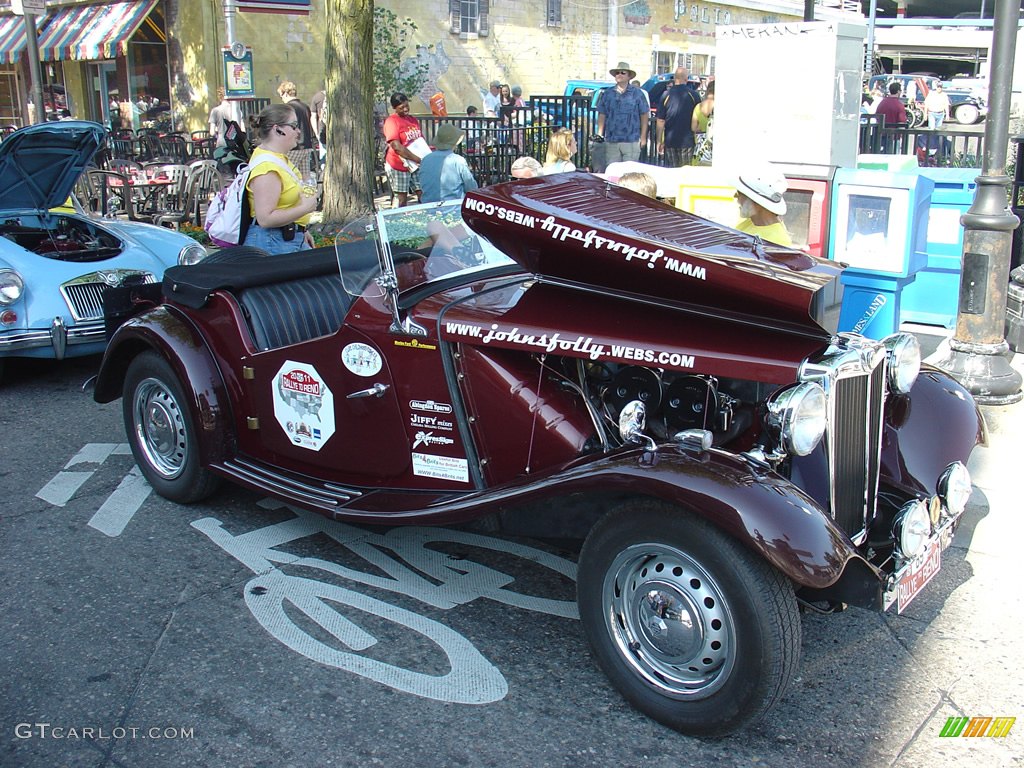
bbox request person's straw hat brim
[609,61,637,79]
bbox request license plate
[896,538,942,613]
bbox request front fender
[492,446,864,591]
[881,364,986,496]
[93,305,234,466]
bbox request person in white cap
[734,169,792,247]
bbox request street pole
[865,0,878,76]
[24,12,44,124]
[934,0,1023,404]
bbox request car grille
[801,341,887,543]
[828,361,885,540]
[61,271,157,322]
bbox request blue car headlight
[0,269,25,305]
[178,243,207,266]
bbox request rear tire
[123,351,219,503]
[577,500,800,738]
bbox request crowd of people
[222,65,800,253]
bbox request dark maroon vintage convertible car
[94,174,983,737]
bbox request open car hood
[461,174,844,331]
[0,121,105,212]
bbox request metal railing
[859,116,984,168]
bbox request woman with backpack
[242,103,319,254]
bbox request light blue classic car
[0,121,207,378]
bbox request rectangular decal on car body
[442,321,696,369]
[412,453,470,483]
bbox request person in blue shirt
[420,123,479,203]
[595,61,649,173]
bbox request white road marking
[37,443,148,536]
[88,466,153,538]
[193,502,578,704]
[35,471,95,507]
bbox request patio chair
[85,169,154,223]
[155,160,222,229]
[108,158,143,176]
[141,163,189,217]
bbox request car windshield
[374,200,516,293]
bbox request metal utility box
[900,167,979,328]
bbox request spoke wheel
[578,501,800,737]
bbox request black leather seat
[237,273,351,351]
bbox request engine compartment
[1,214,123,262]
[544,356,777,453]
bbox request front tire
[123,351,219,503]
[577,501,800,738]
[954,103,981,125]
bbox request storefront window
[128,4,169,131]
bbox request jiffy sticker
[273,362,336,451]
[412,453,470,483]
[341,342,383,377]
[410,414,454,431]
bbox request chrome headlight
[766,382,827,456]
[178,243,207,266]
[894,499,931,559]
[0,269,25,305]
[937,461,972,517]
[883,333,921,394]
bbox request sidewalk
[894,322,1023,765]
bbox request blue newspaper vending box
[829,168,934,339]
[899,167,978,328]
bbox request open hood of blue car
[0,120,105,212]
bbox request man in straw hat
[420,123,479,202]
[734,166,793,247]
[595,61,649,173]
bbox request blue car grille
[60,273,157,322]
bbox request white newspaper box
[714,21,866,170]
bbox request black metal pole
[933,0,1023,404]
[803,0,815,22]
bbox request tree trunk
[322,0,375,223]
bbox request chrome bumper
[0,317,106,359]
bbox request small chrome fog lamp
[893,500,931,560]
[619,400,656,451]
[883,333,921,394]
[937,461,972,518]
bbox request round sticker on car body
[341,342,383,377]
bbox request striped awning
[37,0,158,62]
[0,15,30,65]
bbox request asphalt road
[1,353,1021,768]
